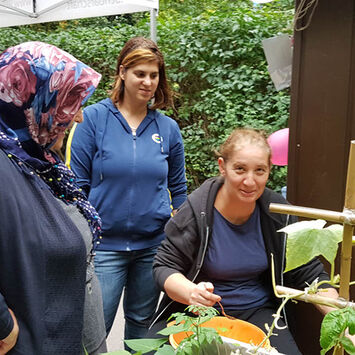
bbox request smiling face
[218,143,270,205]
[119,60,159,105]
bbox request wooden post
[330,141,355,355]
[269,141,355,355]
[339,141,355,299]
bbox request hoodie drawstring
[155,113,164,154]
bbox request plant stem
[317,279,339,288]
[330,262,335,283]
[257,295,292,352]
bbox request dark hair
[216,128,272,166]
[110,37,172,110]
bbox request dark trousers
[146,304,302,355]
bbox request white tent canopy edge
[0,0,159,41]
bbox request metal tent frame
[0,0,158,41]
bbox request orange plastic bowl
[169,316,270,349]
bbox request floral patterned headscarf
[0,41,102,253]
[0,41,101,147]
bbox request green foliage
[124,338,168,354]
[101,305,223,355]
[267,166,288,192]
[279,220,343,272]
[166,306,222,355]
[320,308,355,355]
[154,345,176,354]
[0,0,293,192]
[269,218,353,354]
[158,0,293,190]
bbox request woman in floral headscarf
[0,42,106,355]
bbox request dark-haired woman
[67,37,187,341]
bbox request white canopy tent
[0,0,159,41]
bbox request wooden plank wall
[288,0,355,353]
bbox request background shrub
[0,0,293,192]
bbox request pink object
[267,128,289,166]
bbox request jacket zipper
[126,131,137,239]
[192,211,209,282]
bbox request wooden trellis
[269,141,355,355]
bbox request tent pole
[150,8,157,43]
[0,4,35,17]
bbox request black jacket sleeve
[153,200,200,291]
[0,293,13,340]
[284,258,331,290]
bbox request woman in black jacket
[152,128,338,354]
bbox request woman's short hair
[216,128,272,166]
[110,37,172,110]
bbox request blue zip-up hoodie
[67,98,187,251]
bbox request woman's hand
[188,281,221,307]
[164,273,221,307]
[0,309,19,355]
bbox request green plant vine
[255,220,355,355]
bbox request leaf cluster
[158,1,293,191]
[320,308,355,355]
[104,305,222,355]
[166,305,222,355]
[274,219,355,355]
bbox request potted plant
[102,305,281,354]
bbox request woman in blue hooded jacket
[66,37,187,342]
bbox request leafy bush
[159,1,293,191]
[0,1,293,192]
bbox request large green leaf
[101,351,131,355]
[155,344,176,355]
[320,307,355,354]
[158,323,188,336]
[124,338,168,354]
[340,336,355,355]
[320,309,347,350]
[279,220,343,272]
[348,307,355,335]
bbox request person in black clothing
[151,128,340,354]
[0,41,104,354]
